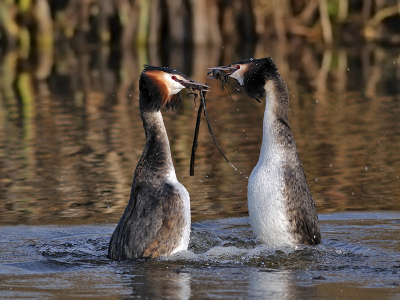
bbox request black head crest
[231,57,278,100]
[142,65,190,80]
[139,65,188,112]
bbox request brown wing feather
[142,183,186,258]
[283,163,321,245]
[108,181,185,260]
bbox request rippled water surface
[1,43,400,298]
[1,213,399,299]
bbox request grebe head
[207,57,278,101]
[140,65,208,112]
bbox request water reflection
[249,270,294,300]
[0,42,400,225]
[124,261,295,300]
[126,264,191,300]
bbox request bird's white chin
[235,77,244,86]
[161,72,185,95]
[230,70,245,86]
[169,84,185,95]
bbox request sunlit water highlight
[1,212,399,299]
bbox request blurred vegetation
[0,0,400,53]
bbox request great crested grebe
[208,58,321,246]
[108,65,208,260]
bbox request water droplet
[316,100,318,103]
[365,166,368,171]
[330,164,332,167]
[394,61,396,64]
[315,178,318,181]
[347,68,350,71]
[229,162,237,171]
[293,95,295,97]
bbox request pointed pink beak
[206,66,236,79]
[175,78,210,92]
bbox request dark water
[1,213,399,299]
[1,43,400,298]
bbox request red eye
[171,75,177,80]
[236,65,241,70]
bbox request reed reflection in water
[0,42,400,226]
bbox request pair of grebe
[108,59,321,260]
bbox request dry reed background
[1,0,400,52]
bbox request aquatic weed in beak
[207,66,239,93]
[206,66,245,108]
[190,89,235,176]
